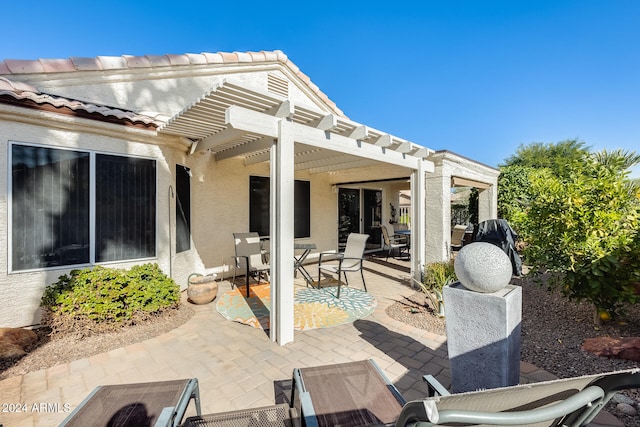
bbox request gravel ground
[0,304,195,381]
[386,273,640,426]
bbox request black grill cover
[473,219,523,276]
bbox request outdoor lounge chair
[292,359,405,427]
[381,224,408,261]
[232,232,270,298]
[289,359,640,427]
[317,232,369,298]
[397,368,640,426]
[59,378,201,427]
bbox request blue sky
[1,0,639,176]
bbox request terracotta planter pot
[187,274,218,305]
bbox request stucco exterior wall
[0,114,342,327]
[0,117,181,327]
[173,152,339,287]
[26,68,328,120]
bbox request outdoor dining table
[294,242,317,287]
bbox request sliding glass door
[337,188,382,250]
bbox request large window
[249,176,310,238]
[10,143,156,271]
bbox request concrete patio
[0,255,623,426]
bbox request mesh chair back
[341,233,368,269]
[234,232,263,269]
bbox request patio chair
[59,378,201,427]
[317,233,369,298]
[450,224,467,253]
[232,232,270,298]
[291,359,405,427]
[381,224,408,261]
[396,368,640,426]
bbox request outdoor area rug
[215,281,377,331]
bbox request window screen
[175,165,191,253]
[11,145,90,270]
[95,154,156,262]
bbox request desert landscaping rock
[582,336,640,362]
[0,327,37,358]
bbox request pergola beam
[195,127,247,152]
[215,136,273,161]
[225,105,420,170]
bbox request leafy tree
[497,165,532,224]
[519,149,640,319]
[498,139,591,227]
[501,139,590,178]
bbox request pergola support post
[410,160,427,283]
[270,118,295,346]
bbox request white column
[270,118,295,345]
[410,160,427,283]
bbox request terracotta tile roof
[0,50,344,117]
[0,76,167,128]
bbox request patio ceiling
[158,80,433,173]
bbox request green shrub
[41,263,180,336]
[421,261,457,294]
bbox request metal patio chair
[450,224,467,253]
[381,224,408,260]
[232,232,270,298]
[317,232,369,298]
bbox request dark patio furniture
[59,378,200,427]
[291,359,405,427]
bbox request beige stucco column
[478,184,498,224]
[424,172,452,264]
[424,151,500,264]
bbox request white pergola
[159,80,435,345]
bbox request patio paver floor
[0,255,623,426]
